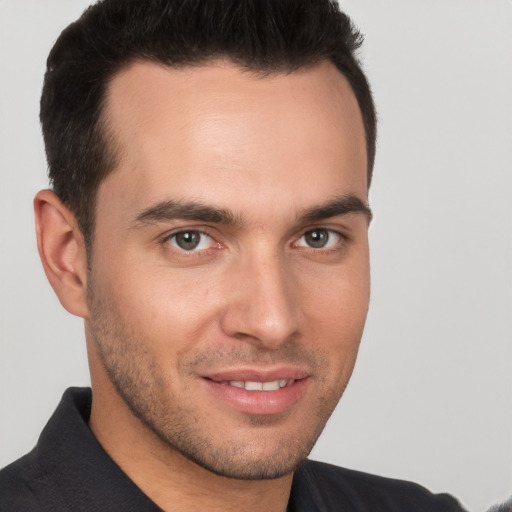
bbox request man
[0,1,466,510]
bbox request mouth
[200,369,310,415]
[206,378,296,391]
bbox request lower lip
[201,378,309,415]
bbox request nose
[219,251,300,349]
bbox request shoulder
[0,449,44,512]
[292,460,466,511]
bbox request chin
[147,408,327,481]
[174,439,311,481]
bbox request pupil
[176,231,200,250]
[306,229,328,248]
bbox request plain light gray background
[0,1,511,510]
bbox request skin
[35,60,370,512]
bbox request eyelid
[293,227,348,249]
[161,228,221,252]
[158,225,349,253]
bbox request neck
[87,358,293,512]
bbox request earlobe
[34,190,90,319]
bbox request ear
[34,190,90,319]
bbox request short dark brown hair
[40,0,377,247]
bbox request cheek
[299,260,370,369]
[91,254,224,356]
[302,261,370,330]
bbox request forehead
[99,59,367,223]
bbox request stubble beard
[86,285,352,480]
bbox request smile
[215,379,295,391]
[201,370,309,415]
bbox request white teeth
[244,381,263,391]
[226,379,295,391]
[262,381,280,391]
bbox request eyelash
[162,230,219,254]
[293,228,348,251]
[160,227,349,255]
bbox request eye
[166,230,215,251]
[295,228,342,249]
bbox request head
[36,0,375,482]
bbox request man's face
[86,60,370,479]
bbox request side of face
[47,60,370,480]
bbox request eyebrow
[298,194,372,223]
[132,193,371,228]
[133,199,239,227]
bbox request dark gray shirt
[0,388,465,511]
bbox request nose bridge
[221,245,300,348]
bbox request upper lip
[203,366,310,383]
